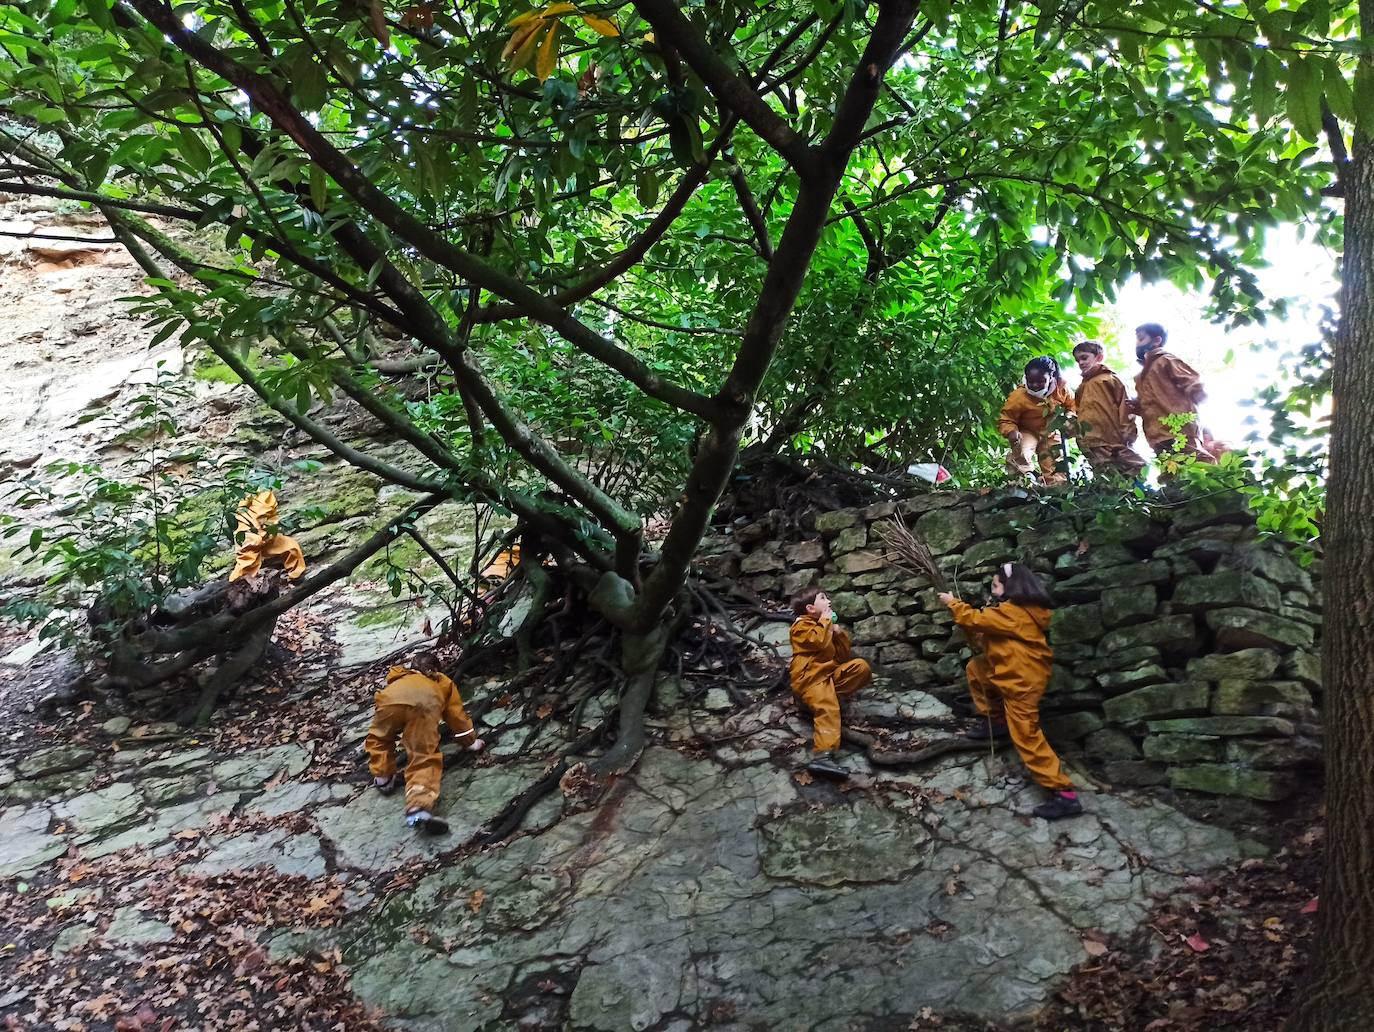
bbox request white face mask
[1025,376,1056,399]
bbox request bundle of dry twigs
[875,513,949,592]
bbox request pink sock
[1059,790,1077,800]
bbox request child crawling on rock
[364,651,484,834]
[938,563,1082,820]
[789,586,872,780]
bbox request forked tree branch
[632,0,816,172]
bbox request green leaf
[80,0,114,30]
[1285,59,1323,141]
[149,320,182,346]
[177,126,212,172]
[636,171,660,207]
[1323,60,1354,123]
[293,58,328,112]
[1251,50,1278,125]
[310,164,329,210]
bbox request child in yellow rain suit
[364,652,484,834]
[789,586,872,780]
[228,489,307,582]
[938,563,1083,820]
[1070,340,1147,479]
[1130,323,1219,469]
[997,356,1076,486]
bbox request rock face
[711,489,1323,800]
[336,746,1256,1031]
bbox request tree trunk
[588,621,675,777]
[1287,13,1374,1025]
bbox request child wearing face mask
[996,356,1076,486]
[1129,323,1218,468]
[938,563,1083,821]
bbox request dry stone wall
[701,489,1322,802]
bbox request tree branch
[475,122,736,322]
[0,179,200,219]
[726,156,774,259]
[633,0,921,627]
[632,0,815,172]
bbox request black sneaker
[374,774,400,796]
[804,754,850,780]
[965,720,1010,741]
[1033,794,1084,820]
[405,810,450,835]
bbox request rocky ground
[0,652,1321,1032]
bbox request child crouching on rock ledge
[364,651,485,834]
[789,586,872,780]
[938,563,1082,821]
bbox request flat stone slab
[246,779,356,818]
[189,829,326,880]
[82,793,242,860]
[105,906,175,947]
[761,801,935,886]
[209,743,314,790]
[18,745,95,780]
[55,781,142,839]
[333,746,1259,1030]
[0,805,65,878]
[313,760,543,873]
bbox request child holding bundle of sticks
[937,562,1083,820]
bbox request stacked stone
[702,487,1322,803]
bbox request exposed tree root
[842,727,998,766]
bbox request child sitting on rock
[789,587,872,780]
[938,563,1082,820]
[997,356,1076,486]
[364,651,484,834]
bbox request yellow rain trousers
[997,384,1075,486]
[228,490,306,582]
[789,615,872,753]
[946,599,1073,792]
[364,667,475,813]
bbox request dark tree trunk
[1288,8,1374,1025]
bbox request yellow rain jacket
[946,598,1072,792]
[228,490,306,582]
[789,615,871,753]
[365,667,475,814]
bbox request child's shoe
[405,809,450,835]
[1033,792,1084,820]
[804,752,850,780]
[373,774,399,795]
[965,718,1010,741]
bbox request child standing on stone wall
[789,587,872,781]
[364,651,485,833]
[1070,340,1147,480]
[1129,323,1220,469]
[938,563,1083,820]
